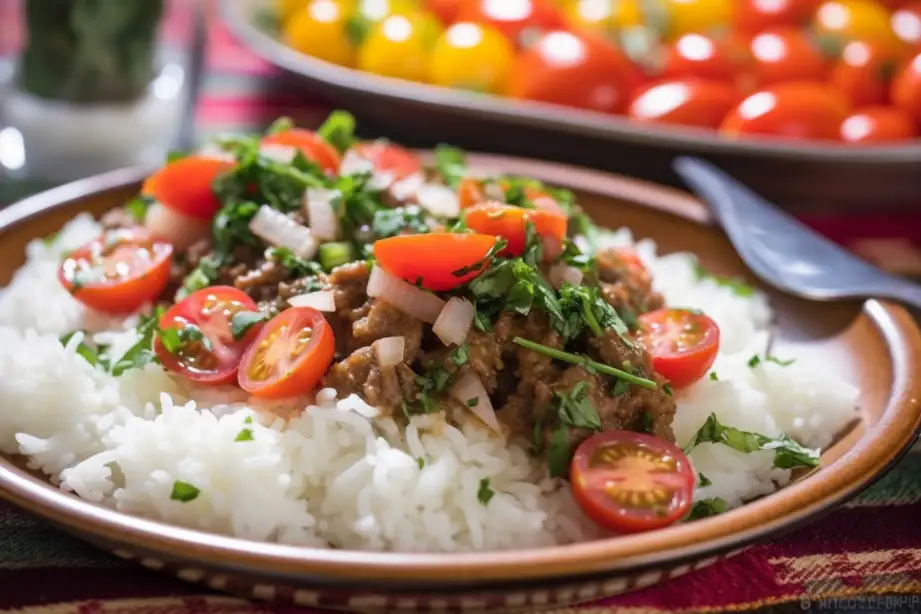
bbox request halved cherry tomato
[260,129,341,174]
[841,105,919,142]
[238,307,336,399]
[373,232,499,290]
[58,226,173,315]
[636,308,720,389]
[351,140,422,180]
[830,39,907,106]
[661,33,741,84]
[141,155,233,221]
[458,176,488,208]
[507,30,636,114]
[456,0,566,48]
[735,0,821,33]
[464,202,568,257]
[748,27,831,86]
[628,80,742,129]
[154,286,264,385]
[570,430,696,534]
[721,82,852,141]
[892,51,921,122]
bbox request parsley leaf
[178,255,222,301]
[688,497,728,520]
[698,472,712,487]
[433,144,467,189]
[372,206,430,239]
[683,413,820,470]
[109,309,164,376]
[60,331,105,368]
[170,481,200,503]
[477,478,495,505]
[317,110,357,153]
[547,425,571,478]
[235,428,254,442]
[556,381,602,430]
[231,311,268,341]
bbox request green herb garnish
[477,478,495,505]
[556,381,602,430]
[683,413,820,470]
[317,110,357,153]
[170,480,200,503]
[688,497,728,520]
[231,311,268,341]
[433,144,468,189]
[512,337,658,390]
[235,428,254,442]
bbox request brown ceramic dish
[218,0,921,216]
[0,156,920,613]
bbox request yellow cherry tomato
[564,0,644,31]
[284,0,356,67]
[659,0,734,41]
[814,0,901,48]
[429,22,515,93]
[355,0,419,23]
[358,12,442,81]
[278,0,309,24]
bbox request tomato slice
[141,155,233,221]
[571,430,696,534]
[351,141,422,181]
[458,177,487,209]
[260,129,341,174]
[464,202,567,257]
[636,308,720,389]
[154,286,264,385]
[238,307,336,399]
[58,226,173,314]
[373,232,499,291]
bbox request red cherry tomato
[464,202,568,258]
[373,232,499,291]
[141,155,233,221]
[238,307,336,400]
[748,27,831,87]
[841,105,919,142]
[721,82,852,141]
[892,52,921,123]
[831,39,907,106]
[456,0,566,47]
[735,0,821,33]
[351,141,422,181]
[636,308,720,389]
[661,33,741,83]
[58,226,173,315]
[154,286,264,385]
[891,3,921,51]
[506,30,635,114]
[628,80,742,129]
[260,129,341,174]
[570,430,696,534]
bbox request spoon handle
[883,280,921,313]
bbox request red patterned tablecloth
[1,4,921,614]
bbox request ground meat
[463,329,504,393]
[234,259,288,299]
[595,247,665,315]
[351,300,424,362]
[322,346,417,416]
[325,261,371,323]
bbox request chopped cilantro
[663,383,674,397]
[231,311,268,341]
[372,206,430,239]
[170,481,201,503]
[60,331,105,368]
[748,355,761,368]
[694,263,755,297]
[244,416,253,424]
[477,478,495,505]
[683,413,820,470]
[467,397,479,407]
[709,372,719,381]
[512,337,658,390]
[108,309,164,376]
[698,473,712,487]
[317,110,357,154]
[416,457,425,469]
[547,425,571,478]
[433,144,467,189]
[556,381,602,430]
[610,378,630,397]
[266,247,323,278]
[125,196,153,222]
[166,150,188,163]
[452,239,508,277]
[767,355,796,367]
[688,497,728,520]
[451,344,469,367]
[235,428,254,442]
[265,116,293,135]
[641,410,654,434]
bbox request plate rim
[218,0,921,165]
[0,156,920,587]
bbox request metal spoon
[672,156,921,311]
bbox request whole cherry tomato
[429,22,515,93]
[427,0,465,24]
[628,80,741,129]
[840,105,919,142]
[660,33,742,83]
[735,0,821,33]
[283,0,356,67]
[891,51,921,122]
[721,82,852,141]
[507,30,636,114]
[357,11,442,82]
[891,3,921,51]
[456,0,567,48]
[814,0,901,49]
[830,39,907,106]
[564,0,644,31]
[748,27,831,86]
[661,0,735,41]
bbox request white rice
[0,216,860,551]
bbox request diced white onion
[144,202,210,251]
[433,297,475,346]
[288,290,336,312]
[374,336,405,367]
[389,172,424,203]
[542,234,564,261]
[367,265,446,324]
[249,205,318,260]
[303,188,340,241]
[450,372,501,433]
[416,183,461,219]
[259,144,297,163]
[549,264,584,289]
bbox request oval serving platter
[218,0,921,216]
[0,155,920,613]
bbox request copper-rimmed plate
[218,0,921,215]
[0,155,920,613]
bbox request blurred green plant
[18,0,165,104]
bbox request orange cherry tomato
[814,0,901,48]
[373,232,499,290]
[456,0,566,47]
[892,52,921,122]
[238,307,336,400]
[464,202,568,258]
[628,80,742,129]
[507,30,635,114]
[458,176,487,208]
[840,105,919,142]
[428,0,465,24]
[351,141,422,180]
[735,0,821,33]
[58,227,173,315]
[891,3,921,51]
[141,155,233,221]
[831,39,908,106]
[661,33,741,83]
[260,129,341,174]
[154,286,264,386]
[636,308,720,389]
[570,430,696,534]
[721,82,852,141]
[748,27,831,87]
